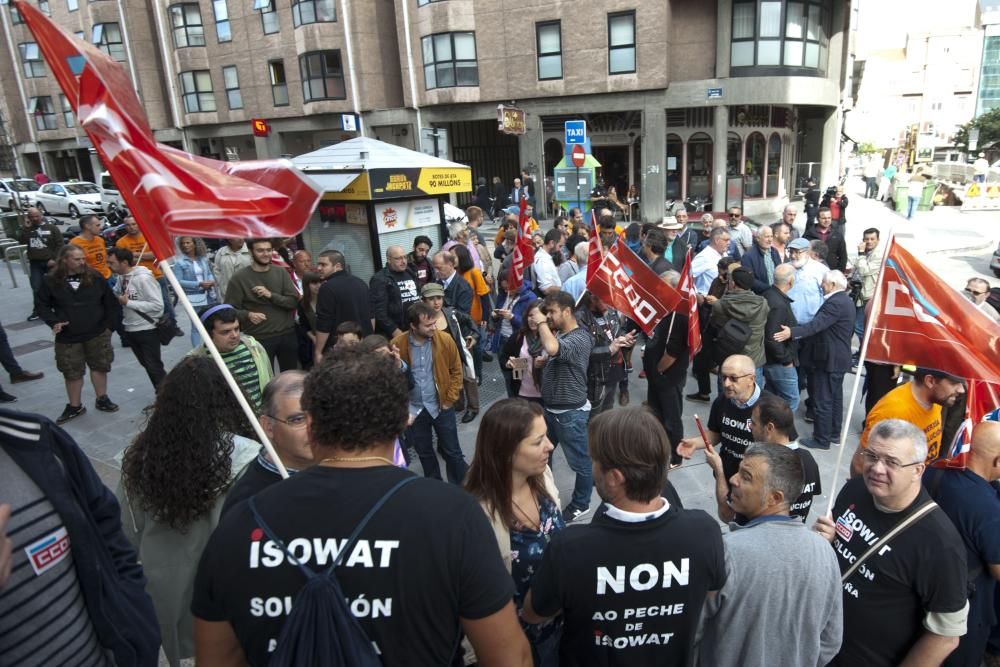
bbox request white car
[0,178,39,211]
[31,181,103,217]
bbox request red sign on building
[251,119,271,137]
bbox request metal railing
[1,242,27,288]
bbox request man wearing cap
[661,216,689,267]
[188,305,272,411]
[786,237,826,325]
[849,368,966,475]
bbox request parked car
[31,181,103,217]
[0,178,39,211]
[991,239,1000,278]
[99,171,126,211]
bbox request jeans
[763,363,800,411]
[854,304,866,346]
[544,408,592,510]
[28,261,49,314]
[906,195,920,219]
[258,329,300,372]
[406,407,468,484]
[156,276,177,321]
[0,321,23,376]
[646,377,684,465]
[125,328,166,389]
[812,369,845,446]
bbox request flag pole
[159,261,289,479]
[826,230,896,512]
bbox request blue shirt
[408,335,440,418]
[788,260,825,324]
[562,270,587,302]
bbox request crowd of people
[0,194,999,667]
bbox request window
[11,5,24,23]
[179,70,216,112]
[665,133,682,198]
[299,51,345,101]
[259,0,279,34]
[92,23,126,62]
[38,0,50,16]
[687,133,713,199]
[75,31,84,40]
[292,0,334,27]
[745,132,765,196]
[213,0,231,42]
[421,32,478,89]
[732,0,831,71]
[19,42,45,78]
[766,133,782,196]
[269,60,289,106]
[726,131,742,175]
[222,65,242,109]
[29,97,57,131]
[536,21,562,80]
[607,11,636,74]
[60,95,74,128]
[169,3,205,48]
[67,0,78,11]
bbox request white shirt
[731,222,753,254]
[533,250,561,291]
[691,245,723,295]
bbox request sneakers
[685,392,711,403]
[618,389,630,406]
[95,395,119,413]
[10,370,44,384]
[562,504,591,523]
[57,404,86,424]
[26,313,40,321]
[804,413,815,424]
[461,410,478,424]
[0,390,16,403]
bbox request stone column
[640,107,666,224]
[716,0,731,79]
[254,131,286,160]
[820,106,842,188]
[712,105,728,212]
[517,117,545,217]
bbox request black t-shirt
[530,504,725,667]
[789,445,822,522]
[830,478,969,667]
[642,313,689,385]
[707,391,770,483]
[219,458,283,518]
[192,466,513,667]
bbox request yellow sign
[416,168,472,195]
[384,173,413,193]
[966,182,981,198]
[988,185,1000,198]
[321,173,370,201]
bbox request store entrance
[592,145,629,198]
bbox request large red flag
[931,380,1000,469]
[585,210,604,285]
[678,249,702,360]
[867,239,1000,382]
[508,198,535,291]
[15,0,321,260]
[585,241,686,336]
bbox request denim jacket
[171,254,217,304]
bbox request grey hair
[869,419,928,463]
[823,270,848,291]
[659,270,681,288]
[573,241,589,263]
[967,277,990,291]
[448,222,467,239]
[773,263,795,286]
[783,204,798,215]
[755,225,773,239]
[701,213,715,224]
[260,370,308,417]
[743,443,804,509]
[709,226,731,242]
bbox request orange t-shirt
[462,268,491,323]
[860,382,943,462]
[116,233,162,279]
[70,235,111,279]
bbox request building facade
[1,0,851,221]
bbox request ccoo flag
[508,198,535,292]
[14,0,321,260]
[677,249,702,360]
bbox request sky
[854,0,980,58]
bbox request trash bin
[918,179,936,211]
[0,213,21,240]
[894,185,909,214]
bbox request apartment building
[1,0,851,221]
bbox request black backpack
[248,476,418,667]
[712,319,752,365]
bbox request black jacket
[740,244,784,294]
[315,270,373,339]
[443,274,473,315]
[369,266,419,337]
[803,227,848,273]
[791,290,854,373]
[35,269,118,343]
[1,408,160,666]
[666,235,690,268]
[763,286,798,366]
[575,307,626,393]
[642,312,689,385]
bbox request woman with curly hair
[171,236,216,345]
[116,356,258,666]
[465,398,563,666]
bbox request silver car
[0,178,39,211]
[31,181,103,218]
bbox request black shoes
[800,437,830,451]
[57,404,86,423]
[562,504,592,523]
[0,391,16,403]
[685,392,711,403]
[26,313,40,321]
[461,410,478,424]
[10,370,43,384]
[95,395,119,413]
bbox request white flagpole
[665,311,677,339]
[826,230,896,512]
[159,261,289,479]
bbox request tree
[955,107,1000,153]
[856,142,880,156]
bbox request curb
[922,241,995,256]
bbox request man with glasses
[677,354,768,485]
[815,419,969,667]
[965,277,1000,324]
[220,371,313,516]
[371,245,421,338]
[728,207,753,255]
[849,368,966,476]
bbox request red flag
[678,249,702,360]
[931,381,1000,469]
[867,239,1000,382]
[508,198,535,291]
[15,0,321,260]
[585,210,604,285]
[585,241,686,336]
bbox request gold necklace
[320,456,395,466]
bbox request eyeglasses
[729,213,741,218]
[859,449,922,471]
[964,288,987,297]
[720,372,755,383]
[267,413,308,428]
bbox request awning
[308,172,362,193]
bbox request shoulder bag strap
[841,500,938,583]
[133,309,157,325]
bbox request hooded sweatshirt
[114,266,165,332]
[710,290,770,367]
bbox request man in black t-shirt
[221,371,314,517]
[192,350,529,666]
[814,419,969,667]
[524,407,725,667]
[642,271,688,466]
[677,354,767,483]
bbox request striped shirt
[540,327,593,410]
[221,342,263,411]
[0,432,111,667]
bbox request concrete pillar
[820,107,841,188]
[517,119,545,217]
[640,107,666,224]
[88,149,103,182]
[254,131,286,160]
[712,105,728,212]
[716,0,731,79]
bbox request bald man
[290,249,312,294]
[924,421,1000,667]
[370,245,420,338]
[677,354,770,484]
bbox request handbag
[135,309,181,346]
